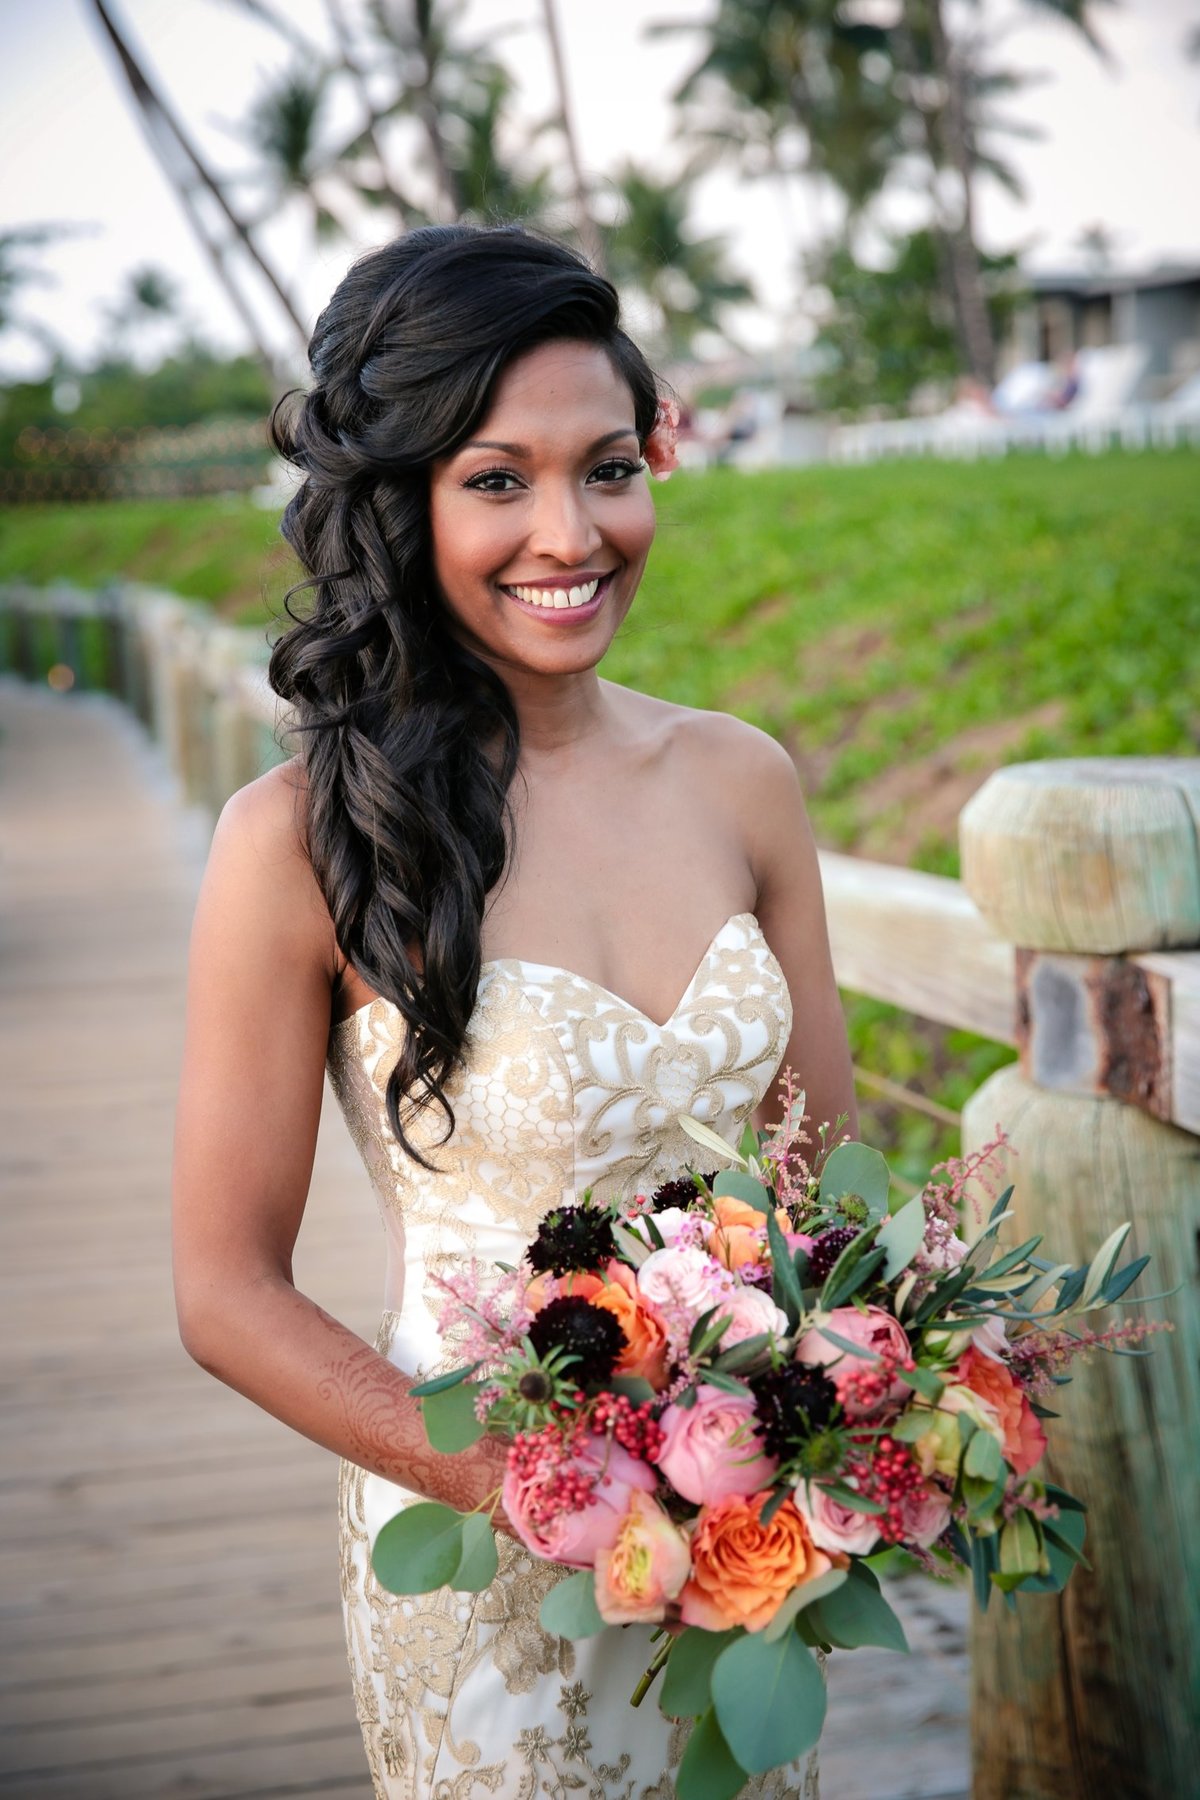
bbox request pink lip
[500,570,615,623]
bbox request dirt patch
[847,700,1068,864]
[727,616,895,720]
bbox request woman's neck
[504,666,611,763]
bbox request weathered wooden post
[958,760,1200,1800]
[206,627,268,812]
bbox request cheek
[618,487,657,565]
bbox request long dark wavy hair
[268,224,659,1165]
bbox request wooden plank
[820,849,1016,1041]
[0,676,971,1798]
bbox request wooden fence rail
[3,580,1198,1799]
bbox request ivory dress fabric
[325,911,820,1800]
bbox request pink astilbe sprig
[429,1262,534,1369]
[919,1126,1013,1233]
[1007,1317,1173,1398]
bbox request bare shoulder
[609,686,799,797]
[203,757,336,977]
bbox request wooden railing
[3,580,1197,1798]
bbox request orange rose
[712,1195,763,1231]
[524,1267,606,1312]
[590,1262,671,1390]
[955,1346,1047,1477]
[680,1491,839,1633]
[707,1223,765,1271]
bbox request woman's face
[428,339,656,679]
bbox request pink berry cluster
[506,1424,597,1528]
[851,1435,927,1543]
[839,1344,916,1418]
[589,1392,665,1462]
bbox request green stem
[629,1634,674,1708]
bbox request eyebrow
[459,427,639,457]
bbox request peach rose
[679,1491,838,1633]
[706,1197,795,1272]
[955,1346,1047,1477]
[589,1261,671,1390]
[594,1491,692,1624]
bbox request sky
[1,0,1199,378]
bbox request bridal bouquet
[371,1078,1162,1800]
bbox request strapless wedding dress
[326,912,819,1799]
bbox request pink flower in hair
[643,396,681,480]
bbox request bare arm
[735,730,859,1146]
[171,764,511,1521]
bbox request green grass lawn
[4,449,1196,1179]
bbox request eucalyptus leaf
[899,1364,944,1403]
[964,1428,1003,1484]
[676,1114,746,1168]
[660,1626,741,1719]
[818,1141,891,1217]
[450,1511,499,1592]
[675,1706,749,1800]
[538,1569,606,1639]
[711,1627,827,1773]
[876,1193,928,1282]
[762,1567,848,1642]
[712,1170,772,1212]
[805,1564,909,1653]
[372,1502,466,1595]
[422,1380,485,1453]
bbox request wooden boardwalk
[0,678,969,1800]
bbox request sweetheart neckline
[330,910,765,1037]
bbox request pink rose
[627,1205,692,1248]
[655,1384,778,1504]
[718,1282,789,1349]
[502,1435,656,1569]
[643,396,680,480]
[637,1244,728,1321]
[594,1490,692,1624]
[896,1486,952,1549]
[791,1483,881,1557]
[795,1306,912,1418]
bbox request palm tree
[88,0,306,374]
[655,1,904,237]
[895,0,1115,383]
[540,0,606,271]
[603,165,754,360]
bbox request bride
[172,224,856,1798]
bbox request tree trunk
[90,0,309,356]
[540,0,607,275]
[923,0,995,386]
[323,0,417,229]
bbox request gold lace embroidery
[329,915,811,1798]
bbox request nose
[527,477,603,567]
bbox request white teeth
[508,577,602,609]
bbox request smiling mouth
[501,573,612,611]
